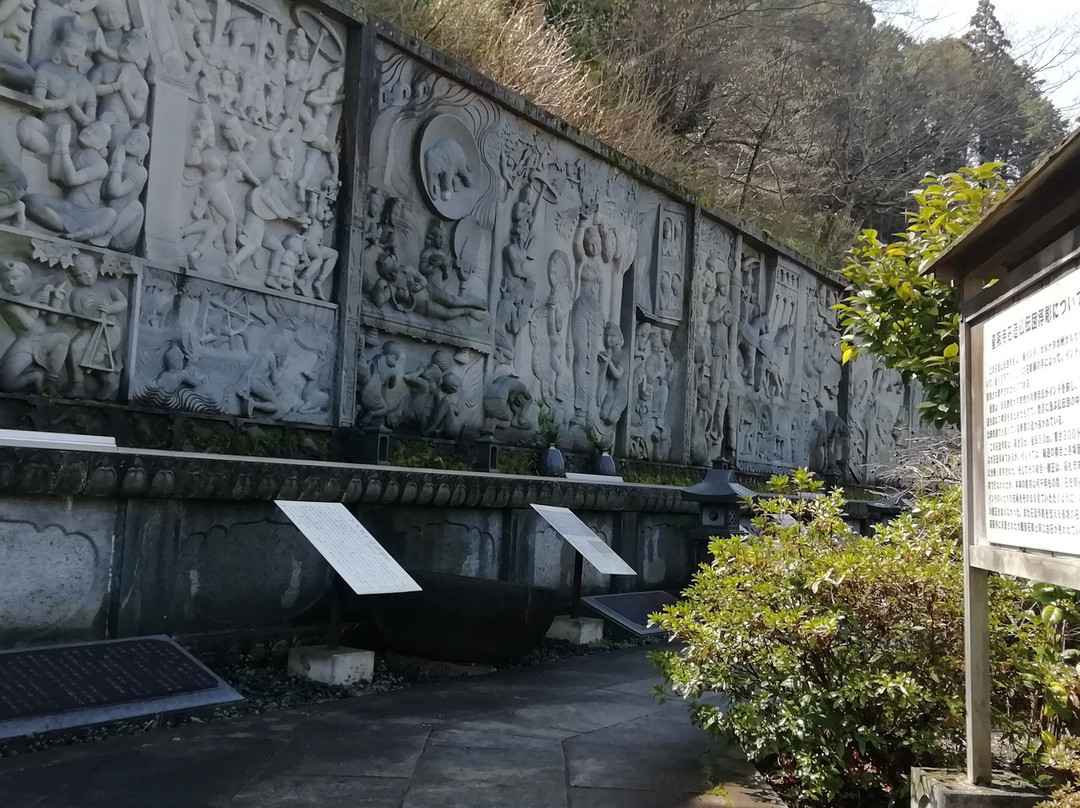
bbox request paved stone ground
[0,646,783,807]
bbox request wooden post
[964,562,992,784]
[961,308,992,785]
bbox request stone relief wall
[0,0,342,426]
[362,43,686,459]
[0,4,918,482]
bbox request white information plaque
[275,501,421,595]
[980,265,1080,555]
[530,505,636,576]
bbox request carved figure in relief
[408,266,486,322]
[658,270,674,313]
[153,339,207,395]
[182,113,260,276]
[0,0,32,50]
[269,234,302,292]
[705,261,736,453]
[283,27,313,114]
[239,67,268,127]
[0,0,34,91]
[629,325,651,457]
[372,233,486,324]
[650,329,673,459]
[738,263,768,392]
[65,252,126,398]
[88,26,149,140]
[425,371,461,437]
[480,374,531,435]
[296,185,338,300]
[570,211,604,424]
[262,35,287,124]
[0,143,26,227]
[596,321,628,441]
[802,285,840,407]
[400,349,450,426]
[18,17,96,160]
[238,336,291,419]
[174,0,212,56]
[235,128,305,284]
[295,368,330,416]
[356,340,403,428]
[186,25,216,81]
[296,68,344,195]
[101,124,148,251]
[85,0,131,40]
[824,411,848,475]
[493,223,535,367]
[0,259,70,394]
[224,15,259,59]
[217,66,240,115]
[23,120,117,245]
[543,249,571,402]
[759,324,794,400]
[399,349,463,438]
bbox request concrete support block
[288,646,375,687]
[546,616,604,644]
[910,768,1045,808]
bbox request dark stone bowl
[370,572,558,664]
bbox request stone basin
[370,572,558,664]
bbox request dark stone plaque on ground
[0,636,243,740]
[581,591,678,636]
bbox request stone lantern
[681,459,753,563]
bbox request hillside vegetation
[361,0,1064,265]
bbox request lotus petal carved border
[0,448,696,514]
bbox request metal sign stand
[569,550,584,619]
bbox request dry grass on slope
[359,0,707,191]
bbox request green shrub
[651,473,1080,807]
[390,443,471,471]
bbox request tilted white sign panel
[530,505,636,576]
[981,266,1080,555]
[276,501,421,595]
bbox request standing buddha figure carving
[570,207,604,425]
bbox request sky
[877,0,1080,120]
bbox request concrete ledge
[546,616,604,645]
[288,646,374,687]
[0,446,695,513]
[911,768,1045,807]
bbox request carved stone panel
[628,320,677,461]
[143,0,344,303]
[688,219,736,465]
[0,1,151,250]
[131,265,334,423]
[353,328,485,438]
[847,357,907,482]
[365,43,676,453]
[0,229,131,400]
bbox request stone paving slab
[0,647,782,808]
